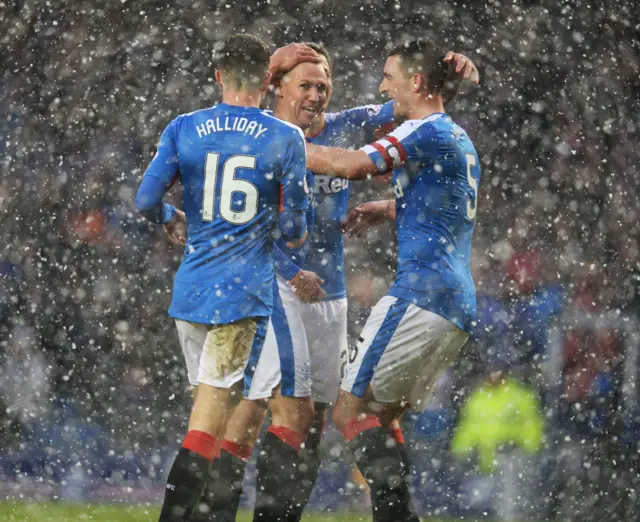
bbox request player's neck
[221,89,263,109]
[408,96,445,120]
[305,113,326,138]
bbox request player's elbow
[134,190,153,214]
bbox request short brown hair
[389,39,448,94]
[216,34,271,89]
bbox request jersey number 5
[202,152,259,224]
[465,153,478,220]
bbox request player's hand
[289,270,327,303]
[286,228,308,249]
[269,43,321,84]
[163,209,187,247]
[341,200,395,238]
[443,51,480,85]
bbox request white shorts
[246,276,348,404]
[341,295,469,411]
[175,316,268,390]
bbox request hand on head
[443,51,480,85]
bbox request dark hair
[303,42,332,74]
[389,39,448,94]
[216,34,271,89]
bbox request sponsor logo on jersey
[315,176,349,194]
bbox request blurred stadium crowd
[1,0,639,518]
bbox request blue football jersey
[363,113,481,333]
[138,103,308,325]
[275,102,394,300]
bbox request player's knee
[271,395,314,436]
[292,397,315,436]
[331,397,352,431]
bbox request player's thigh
[175,319,208,387]
[371,305,469,410]
[303,298,348,404]
[340,295,409,400]
[340,295,468,408]
[245,319,281,400]
[269,277,311,398]
[197,316,269,390]
[188,380,243,437]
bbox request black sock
[348,427,419,522]
[253,428,301,522]
[191,448,248,522]
[287,422,324,522]
[158,447,211,522]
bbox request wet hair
[303,42,332,74]
[388,39,449,94]
[216,34,271,89]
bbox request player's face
[278,62,330,130]
[379,55,412,120]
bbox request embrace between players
[136,33,481,522]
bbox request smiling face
[378,55,415,121]
[276,61,330,130]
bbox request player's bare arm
[443,51,479,84]
[341,199,395,238]
[269,43,321,83]
[441,51,479,105]
[306,143,378,180]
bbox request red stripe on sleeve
[279,184,284,213]
[371,142,393,171]
[385,136,407,163]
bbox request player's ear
[215,69,224,88]
[261,70,271,92]
[412,73,424,93]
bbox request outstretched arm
[306,144,379,180]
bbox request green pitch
[1,503,376,522]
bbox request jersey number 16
[202,152,259,225]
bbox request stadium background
[1,0,639,520]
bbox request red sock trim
[389,427,405,445]
[182,430,217,461]
[268,425,304,452]
[220,439,253,462]
[342,415,382,443]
